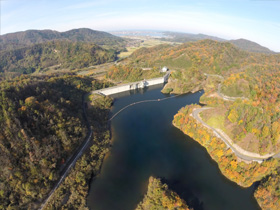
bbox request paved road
[197,74,278,162]
[192,107,276,163]
[38,95,93,210]
[204,73,249,101]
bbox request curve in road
[192,107,278,163]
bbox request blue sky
[1,0,280,51]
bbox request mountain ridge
[0,40,117,74]
[1,28,276,54]
[160,31,276,54]
[0,28,126,51]
[228,38,274,54]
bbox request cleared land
[118,36,179,58]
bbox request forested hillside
[136,177,192,210]
[106,65,164,82]
[0,40,117,74]
[121,40,247,93]
[0,73,112,209]
[150,40,280,209]
[0,28,127,51]
[219,66,280,154]
[125,39,280,93]
[130,40,250,73]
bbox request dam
[91,72,170,96]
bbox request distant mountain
[228,38,275,54]
[0,28,127,51]
[161,31,275,54]
[161,31,225,42]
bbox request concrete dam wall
[92,72,170,96]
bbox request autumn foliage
[0,73,112,209]
[254,171,280,210]
[136,176,192,210]
[173,105,278,187]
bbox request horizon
[1,0,280,51]
[1,27,277,53]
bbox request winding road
[192,108,279,162]
[193,74,280,162]
[38,95,93,210]
[38,71,277,208]
[204,73,249,101]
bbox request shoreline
[192,107,275,162]
[172,105,278,188]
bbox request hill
[120,39,280,94]
[0,28,127,51]
[122,40,251,93]
[0,40,117,74]
[160,31,275,54]
[129,39,250,71]
[0,73,113,209]
[228,38,275,54]
[162,31,225,42]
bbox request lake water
[87,84,260,210]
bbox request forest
[136,176,192,210]
[0,28,127,51]
[106,64,164,82]
[0,28,134,209]
[195,69,280,155]
[0,40,117,74]
[44,93,113,210]
[0,73,112,209]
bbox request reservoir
[87,84,260,210]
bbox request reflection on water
[87,84,260,210]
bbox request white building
[161,66,169,72]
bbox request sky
[1,0,280,51]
